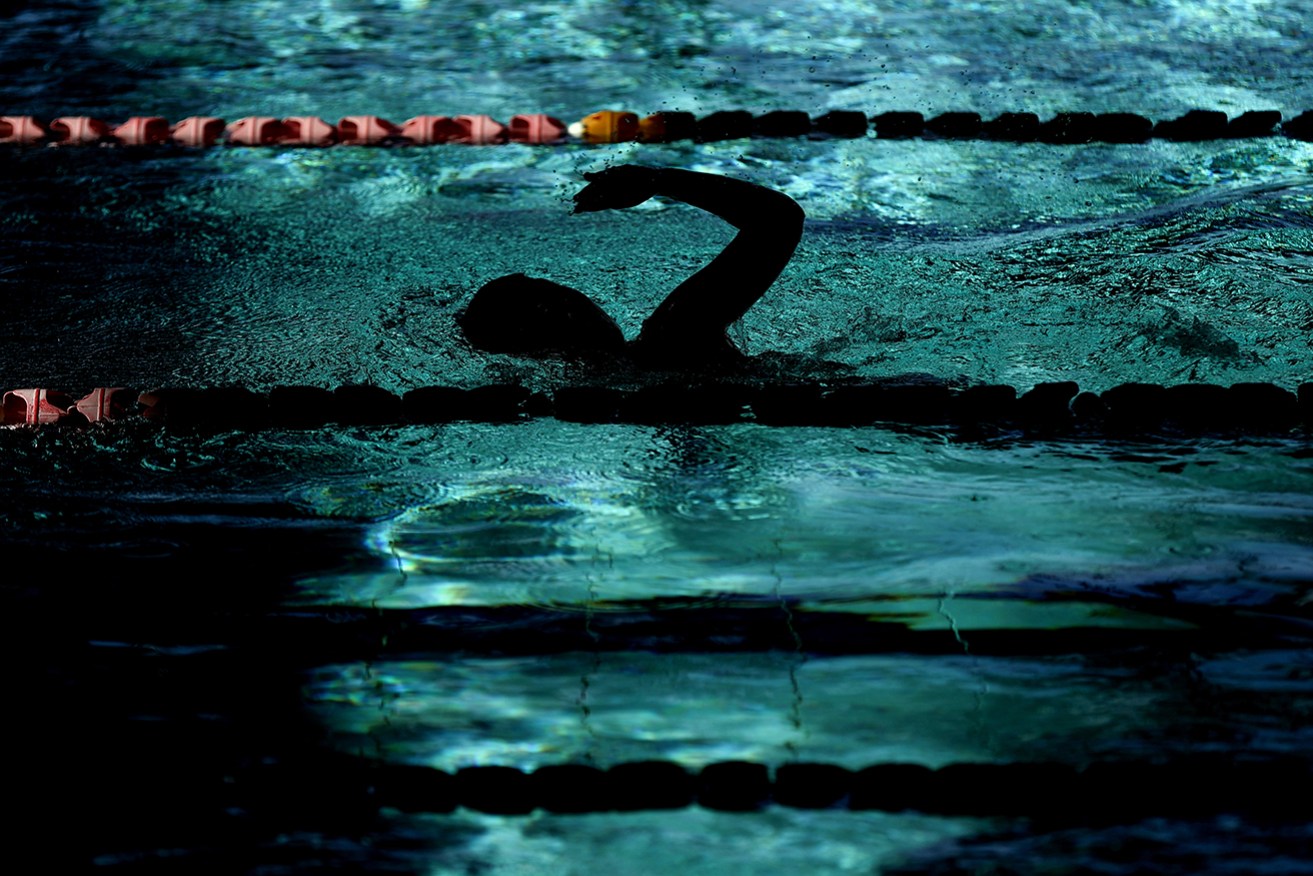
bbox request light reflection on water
[290,423,1313,612]
[4,416,1308,618]
[288,420,1313,847]
[304,646,1313,770]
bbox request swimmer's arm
[645,167,805,234]
[574,165,803,234]
[573,165,805,339]
[642,167,805,334]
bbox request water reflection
[306,644,1313,771]
[365,477,664,607]
[287,423,1313,612]
[340,424,795,607]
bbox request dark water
[4,1,1313,872]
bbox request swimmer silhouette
[458,165,805,367]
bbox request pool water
[4,1,1313,873]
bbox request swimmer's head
[459,273,626,360]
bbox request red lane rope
[2,108,1310,146]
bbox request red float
[1,389,76,425]
[49,116,111,145]
[279,116,337,146]
[171,116,226,147]
[0,115,47,144]
[112,116,170,145]
[451,115,508,144]
[400,115,459,145]
[73,387,135,423]
[509,113,567,144]
[337,115,401,145]
[226,116,286,145]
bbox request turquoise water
[5,140,1312,392]
[4,1,1313,873]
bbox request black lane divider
[231,754,1313,819]
[7,380,1312,435]
[876,108,1308,143]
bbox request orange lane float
[567,110,639,143]
[638,111,697,142]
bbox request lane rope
[225,754,1313,818]
[2,108,1311,147]
[3,380,1310,434]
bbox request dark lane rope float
[3,107,1312,146]
[4,381,1311,436]
[77,595,1313,820]
[125,750,1313,819]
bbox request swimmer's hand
[571,165,661,214]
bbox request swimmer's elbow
[766,189,804,225]
[736,191,803,251]
[772,191,806,242]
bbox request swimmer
[458,165,805,368]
